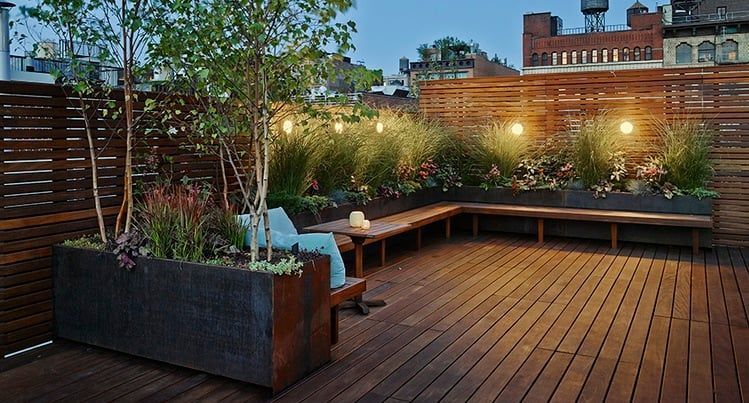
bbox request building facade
[662,0,749,66]
[523,2,664,74]
[405,52,519,84]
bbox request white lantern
[361,220,371,230]
[349,211,365,228]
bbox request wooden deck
[2,234,749,402]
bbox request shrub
[269,127,320,197]
[468,121,530,179]
[571,114,623,188]
[267,192,334,215]
[313,122,364,194]
[62,235,106,251]
[655,119,714,190]
[137,184,210,261]
[212,206,248,250]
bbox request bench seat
[330,277,366,344]
[459,202,712,253]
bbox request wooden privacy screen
[0,82,241,356]
[420,65,749,248]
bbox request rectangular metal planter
[53,246,331,394]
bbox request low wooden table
[305,219,411,314]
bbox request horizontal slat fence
[420,65,749,248]
[0,82,243,356]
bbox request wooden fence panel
[0,82,243,356]
[420,65,749,248]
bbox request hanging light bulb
[620,121,634,135]
[282,120,294,134]
[376,121,384,134]
[334,122,344,134]
[511,123,524,136]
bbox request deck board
[2,236,748,402]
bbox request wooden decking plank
[521,243,600,303]
[549,354,595,402]
[413,239,554,331]
[731,325,749,402]
[354,295,505,401]
[460,302,566,401]
[412,299,548,402]
[522,351,575,402]
[729,248,749,325]
[688,320,713,402]
[275,324,410,402]
[555,246,634,354]
[605,361,640,402]
[673,248,693,320]
[536,247,618,352]
[632,315,671,402]
[619,247,668,364]
[661,317,690,402]
[654,248,680,318]
[691,250,710,323]
[392,297,531,402]
[705,249,730,325]
[302,327,442,402]
[711,323,742,402]
[717,247,749,327]
[167,377,235,402]
[576,247,647,357]
[494,347,555,402]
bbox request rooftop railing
[557,24,630,35]
[670,10,749,25]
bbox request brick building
[406,52,519,83]
[523,1,664,74]
[662,0,749,66]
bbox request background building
[523,1,663,74]
[662,0,749,66]
[405,51,519,83]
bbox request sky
[9,0,660,72]
[342,0,661,74]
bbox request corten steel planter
[53,246,331,394]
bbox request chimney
[0,2,14,81]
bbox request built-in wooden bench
[458,202,713,254]
[329,277,366,344]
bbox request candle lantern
[349,211,365,228]
[361,220,371,230]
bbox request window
[717,6,727,20]
[721,40,739,62]
[541,52,549,66]
[531,53,539,66]
[592,49,598,63]
[572,50,578,64]
[562,51,568,65]
[698,41,715,62]
[622,47,630,61]
[602,49,609,63]
[582,50,588,64]
[676,43,692,64]
[612,48,619,62]
[634,47,641,61]
[644,46,653,60]
[552,52,558,65]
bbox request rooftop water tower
[581,0,609,33]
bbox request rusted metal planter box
[53,246,331,394]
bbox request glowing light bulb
[511,123,524,136]
[334,122,344,134]
[376,121,384,134]
[282,120,294,134]
[620,121,634,135]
